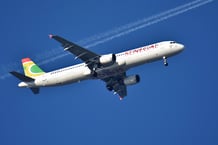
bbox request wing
[103,73,127,100]
[50,35,100,70]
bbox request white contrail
[84,0,214,48]
[40,0,213,62]
[79,0,204,45]
[39,0,213,64]
[0,0,214,79]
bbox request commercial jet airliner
[10,35,184,100]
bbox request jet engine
[99,54,116,66]
[123,75,140,86]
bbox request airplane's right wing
[50,35,100,70]
[102,73,127,99]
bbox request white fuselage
[18,41,184,88]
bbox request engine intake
[99,53,116,66]
[123,75,140,86]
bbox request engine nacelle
[99,53,116,66]
[123,75,140,86]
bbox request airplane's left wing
[103,73,127,99]
[50,35,100,69]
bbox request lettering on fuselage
[124,44,158,56]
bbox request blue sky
[0,0,218,145]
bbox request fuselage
[18,41,184,88]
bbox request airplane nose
[177,43,185,51]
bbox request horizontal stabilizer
[10,71,34,82]
[30,88,40,94]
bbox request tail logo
[22,58,45,78]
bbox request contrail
[79,0,206,45]
[84,0,214,48]
[0,0,214,79]
[39,0,214,64]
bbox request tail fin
[22,58,45,78]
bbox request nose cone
[177,43,185,52]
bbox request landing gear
[163,56,168,66]
[91,64,98,77]
[92,71,97,77]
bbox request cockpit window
[170,41,176,44]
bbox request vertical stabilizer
[22,58,45,78]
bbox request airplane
[10,35,184,100]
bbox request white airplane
[10,35,184,100]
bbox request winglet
[49,34,53,39]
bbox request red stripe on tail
[22,58,31,63]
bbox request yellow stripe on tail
[22,58,45,78]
